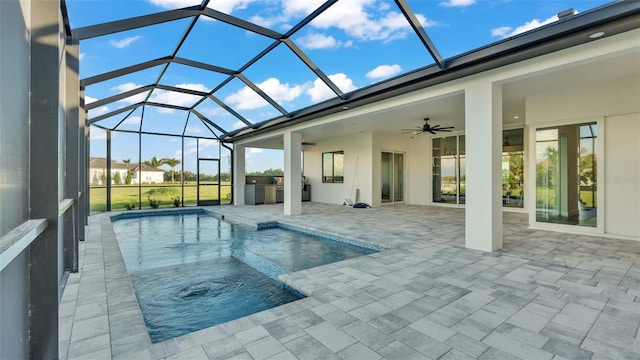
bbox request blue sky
[67,0,610,173]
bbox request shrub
[124,203,137,210]
[171,196,180,207]
[148,197,160,209]
[144,187,180,197]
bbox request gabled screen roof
[66,0,619,140]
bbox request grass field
[90,182,232,214]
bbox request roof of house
[89,157,164,172]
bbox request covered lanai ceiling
[65,0,639,144]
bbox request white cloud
[225,86,268,110]
[439,0,475,7]
[85,95,110,117]
[89,127,107,140]
[246,147,263,157]
[330,73,357,94]
[79,53,86,60]
[122,115,141,125]
[232,120,247,130]
[492,15,558,38]
[199,139,218,148]
[259,78,304,103]
[175,83,210,93]
[149,0,258,13]
[109,36,141,49]
[181,137,219,155]
[243,0,433,44]
[306,73,357,103]
[307,0,423,43]
[87,103,110,117]
[148,0,203,9]
[198,107,229,118]
[298,32,341,50]
[111,82,140,93]
[110,82,148,104]
[224,78,303,110]
[491,26,512,38]
[149,83,210,113]
[185,125,204,134]
[282,0,325,17]
[366,64,402,79]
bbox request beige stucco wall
[303,132,373,206]
[525,73,640,239]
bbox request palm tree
[162,157,181,183]
[143,156,163,168]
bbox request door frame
[197,158,220,206]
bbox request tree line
[110,157,283,184]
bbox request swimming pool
[111,209,378,343]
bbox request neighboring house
[89,157,164,185]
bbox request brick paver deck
[59,203,640,359]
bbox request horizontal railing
[0,219,48,271]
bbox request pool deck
[59,203,640,360]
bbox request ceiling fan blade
[428,129,437,134]
[436,126,455,130]
[434,128,452,132]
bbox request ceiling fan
[402,118,454,135]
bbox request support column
[65,41,80,271]
[284,131,302,215]
[29,0,61,357]
[464,79,503,252]
[233,144,246,205]
[81,96,89,229]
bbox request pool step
[231,250,288,282]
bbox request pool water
[131,257,300,343]
[112,211,377,343]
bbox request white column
[464,79,503,251]
[284,131,302,215]
[233,144,246,206]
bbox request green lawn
[90,182,232,214]
[536,187,597,209]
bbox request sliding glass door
[433,130,524,208]
[381,151,404,203]
[502,129,524,208]
[535,123,597,226]
[433,136,463,205]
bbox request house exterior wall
[525,74,640,239]
[303,132,373,206]
[408,135,432,206]
[604,113,640,238]
[89,167,164,185]
[139,170,164,184]
[241,28,639,243]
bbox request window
[322,151,344,183]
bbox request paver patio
[59,203,640,359]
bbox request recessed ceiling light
[513,115,520,119]
[589,31,605,39]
